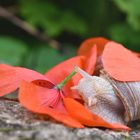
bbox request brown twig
[0,6,61,50]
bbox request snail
[72,66,140,125]
[72,66,125,124]
[72,42,140,125]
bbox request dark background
[0,0,140,73]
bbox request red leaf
[63,97,96,126]
[63,98,131,131]
[102,42,140,81]
[19,81,84,128]
[83,45,97,75]
[78,37,109,56]
[0,64,50,96]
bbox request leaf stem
[56,69,77,89]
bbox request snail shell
[100,69,140,123]
[72,66,140,124]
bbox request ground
[0,100,139,140]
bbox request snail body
[72,66,140,124]
[72,68,114,107]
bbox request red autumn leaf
[102,41,140,81]
[63,97,97,126]
[63,97,131,131]
[72,46,97,87]
[83,45,97,75]
[78,37,109,56]
[0,64,50,96]
[19,80,84,128]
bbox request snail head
[71,66,114,106]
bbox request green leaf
[0,36,28,65]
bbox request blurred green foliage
[113,0,140,30]
[110,0,140,51]
[0,0,140,73]
[0,37,28,65]
[19,0,87,37]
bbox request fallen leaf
[78,37,109,56]
[63,97,130,131]
[102,41,140,81]
[19,81,84,128]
